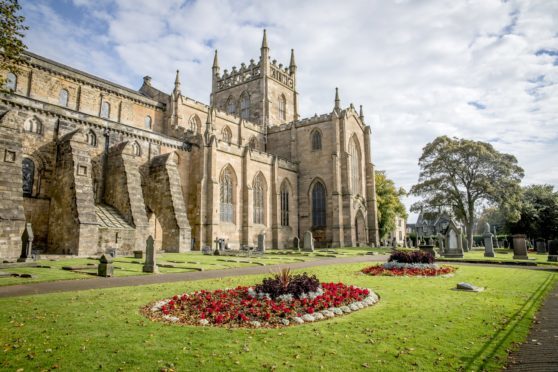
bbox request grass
[440,249,558,266]
[0,263,555,371]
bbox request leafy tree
[375,171,407,240]
[507,185,558,240]
[0,0,28,90]
[410,136,524,249]
[475,206,509,235]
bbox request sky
[19,0,558,222]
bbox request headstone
[456,282,484,292]
[292,237,300,250]
[535,239,546,255]
[201,246,212,255]
[133,250,143,259]
[107,248,116,258]
[462,234,469,252]
[483,222,494,258]
[547,240,558,262]
[303,231,314,252]
[142,236,159,273]
[98,254,114,277]
[437,233,445,254]
[257,233,266,253]
[444,220,464,258]
[512,234,529,260]
[391,237,397,249]
[18,223,34,262]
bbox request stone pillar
[512,234,529,260]
[18,223,34,262]
[143,236,159,273]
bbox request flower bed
[361,262,456,277]
[143,281,379,328]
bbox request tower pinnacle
[212,50,219,70]
[359,105,364,121]
[334,87,340,110]
[289,48,296,74]
[174,69,181,94]
[261,29,268,50]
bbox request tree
[0,0,28,90]
[410,136,524,249]
[375,171,407,240]
[507,185,558,240]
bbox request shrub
[255,272,320,299]
[388,250,434,264]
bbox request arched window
[100,101,110,119]
[23,117,42,134]
[59,89,69,107]
[311,130,322,150]
[132,141,141,156]
[312,181,326,227]
[22,158,35,197]
[280,181,289,226]
[220,167,235,223]
[221,126,232,144]
[86,130,97,147]
[226,96,236,115]
[248,137,257,151]
[253,174,265,224]
[278,94,286,121]
[145,115,152,129]
[240,92,250,120]
[189,115,201,133]
[5,72,16,90]
[349,137,362,195]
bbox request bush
[255,272,320,299]
[388,250,434,264]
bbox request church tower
[210,30,298,127]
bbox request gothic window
[220,168,235,223]
[100,101,110,119]
[226,96,236,115]
[221,126,232,144]
[312,181,326,227]
[132,141,141,156]
[5,72,16,90]
[311,130,322,150]
[253,174,265,225]
[349,137,362,195]
[278,94,286,121]
[189,115,201,133]
[240,92,250,120]
[280,181,289,226]
[59,89,69,107]
[86,130,97,147]
[23,117,42,134]
[248,136,257,151]
[22,158,35,197]
[145,115,152,129]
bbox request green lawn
[0,263,555,371]
[440,249,558,266]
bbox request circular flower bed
[362,262,456,277]
[143,271,379,328]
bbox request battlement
[215,59,262,92]
[269,59,294,88]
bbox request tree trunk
[466,222,474,251]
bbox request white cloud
[20,0,558,222]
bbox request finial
[289,49,296,68]
[212,50,219,69]
[359,105,364,121]
[261,29,268,49]
[143,76,152,86]
[173,70,181,94]
[334,87,340,110]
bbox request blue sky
[19,0,558,222]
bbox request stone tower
[210,30,299,127]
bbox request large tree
[410,136,524,249]
[507,184,558,240]
[375,171,407,240]
[0,0,28,90]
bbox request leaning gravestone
[143,236,159,273]
[293,237,300,250]
[18,223,34,263]
[512,234,529,260]
[444,220,464,258]
[303,231,314,252]
[548,240,558,262]
[535,239,546,255]
[257,233,266,253]
[98,254,114,277]
[483,222,495,258]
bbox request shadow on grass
[463,274,556,370]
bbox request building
[388,215,406,246]
[0,31,379,259]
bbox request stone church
[0,31,379,259]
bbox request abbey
[0,31,379,258]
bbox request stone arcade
[0,31,379,259]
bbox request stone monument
[483,222,495,258]
[293,237,300,250]
[98,254,114,277]
[257,233,266,253]
[535,239,546,255]
[547,240,558,262]
[512,234,529,260]
[18,223,34,263]
[444,220,464,258]
[303,231,314,252]
[143,235,159,273]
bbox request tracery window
[349,137,361,194]
[100,101,110,119]
[221,126,232,144]
[59,89,69,107]
[145,115,152,129]
[280,182,289,226]
[240,92,250,120]
[253,174,265,224]
[278,94,286,121]
[5,72,16,90]
[23,117,42,134]
[226,96,236,115]
[312,181,326,227]
[311,130,322,150]
[22,158,35,197]
[132,141,141,156]
[220,168,234,223]
[189,115,200,133]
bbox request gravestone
[303,231,314,252]
[483,222,495,258]
[142,235,159,273]
[535,239,546,255]
[292,237,300,250]
[257,233,266,253]
[444,220,464,258]
[437,233,445,254]
[98,254,114,277]
[391,237,397,249]
[512,234,529,260]
[133,250,143,259]
[18,223,34,263]
[548,240,558,262]
[201,246,212,255]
